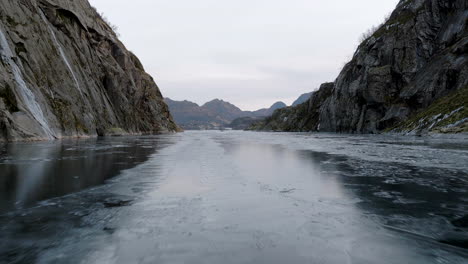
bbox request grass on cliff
[393,86,468,133]
[359,1,422,44]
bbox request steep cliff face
[255,0,468,133]
[0,0,177,141]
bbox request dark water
[0,131,467,263]
[0,137,171,213]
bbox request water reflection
[0,136,169,213]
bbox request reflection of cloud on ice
[13,144,57,209]
[0,132,466,262]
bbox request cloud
[89,0,399,110]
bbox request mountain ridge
[292,92,313,106]
[165,98,287,130]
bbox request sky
[89,0,399,111]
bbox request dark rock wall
[255,0,468,133]
[0,0,177,141]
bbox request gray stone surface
[0,0,177,141]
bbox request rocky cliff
[0,0,177,141]
[253,0,468,134]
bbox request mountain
[164,98,217,124]
[165,98,240,130]
[0,0,177,142]
[201,99,245,121]
[292,93,313,106]
[228,116,264,130]
[252,0,468,134]
[165,98,286,130]
[252,101,287,117]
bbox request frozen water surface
[0,131,467,263]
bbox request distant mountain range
[165,98,291,130]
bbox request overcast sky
[89,0,399,110]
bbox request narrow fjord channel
[1,131,467,263]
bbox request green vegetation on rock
[391,86,468,133]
